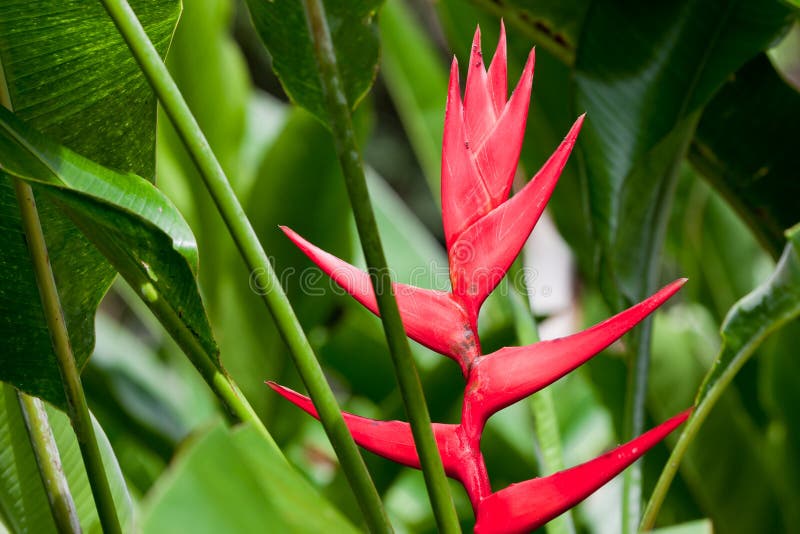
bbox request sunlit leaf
[0,0,180,404]
[0,106,219,407]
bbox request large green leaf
[689,54,800,258]
[0,106,219,407]
[571,9,794,523]
[574,0,795,309]
[0,384,133,533]
[140,421,359,534]
[0,0,180,402]
[243,0,381,126]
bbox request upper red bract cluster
[270,23,689,533]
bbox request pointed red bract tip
[474,47,536,205]
[267,382,464,474]
[465,278,685,425]
[487,22,508,115]
[470,25,483,63]
[464,25,501,148]
[447,57,461,99]
[474,410,690,534]
[448,115,583,320]
[282,227,480,371]
[441,62,493,253]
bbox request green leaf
[698,224,800,407]
[0,383,133,533]
[243,0,381,126]
[574,0,795,309]
[140,421,359,534]
[0,0,180,403]
[0,106,219,407]
[689,54,800,258]
[572,7,794,523]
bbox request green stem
[98,1,390,531]
[139,281,281,454]
[620,129,685,534]
[12,179,122,534]
[640,411,697,530]
[300,1,460,532]
[507,262,575,534]
[16,391,81,534]
[620,324,651,534]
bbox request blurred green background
[2,0,799,532]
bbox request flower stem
[138,277,281,454]
[507,262,575,534]
[16,391,81,534]
[621,137,684,534]
[98,1,390,531]
[621,323,651,534]
[12,179,122,534]
[300,1,460,532]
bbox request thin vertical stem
[12,179,122,534]
[300,1,461,532]
[16,391,82,534]
[98,1,390,531]
[621,323,651,534]
[508,261,575,534]
[620,128,686,534]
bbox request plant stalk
[138,281,281,454]
[508,262,575,534]
[621,323,651,534]
[12,179,122,534]
[300,1,460,532]
[620,130,685,534]
[16,391,82,534]
[98,1,390,531]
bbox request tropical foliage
[0,0,798,533]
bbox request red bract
[270,23,688,530]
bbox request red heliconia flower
[270,23,689,530]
